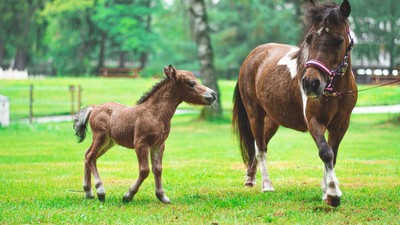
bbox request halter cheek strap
[304,25,354,94]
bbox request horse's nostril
[303,78,320,93]
[311,79,320,92]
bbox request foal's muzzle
[204,90,217,105]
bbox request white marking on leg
[255,141,275,192]
[321,167,342,201]
[277,47,299,78]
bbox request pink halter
[304,25,354,94]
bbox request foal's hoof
[157,195,171,204]
[325,195,341,207]
[97,194,105,202]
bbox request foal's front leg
[151,144,170,203]
[122,144,150,202]
[308,118,342,207]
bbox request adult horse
[232,0,356,207]
[73,65,216,203]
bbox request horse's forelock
[305,3,346,29]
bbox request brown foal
[73,65,216,203]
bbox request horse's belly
[265,106,308,132]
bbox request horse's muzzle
[302,77,324,97]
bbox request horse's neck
[139,82,181,120]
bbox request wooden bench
[99,67,141,78]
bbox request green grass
[0,77,399,119]
[0,112,399,224]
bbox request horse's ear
[164,65,177,80]
[340,0,351,18]
[308,0,316,6]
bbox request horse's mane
[137,78,171,104]
[304,2,346,29]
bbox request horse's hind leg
[151,143,170,203]
[247,107,276,192]
[123,144,150,202]
[84,134,114,202]
[259,117,279,192]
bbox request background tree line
[0,0,399,77]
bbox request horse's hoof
[325,195,340,207]
[97,194,105,202]
[261,186,275,192]
[122,195,132,203]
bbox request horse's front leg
[122,144,150,203]
[309,118,342,207]
[151,143,170,204]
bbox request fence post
[77,85,82,112]
[29,84,33,124]
[69,85,75,115]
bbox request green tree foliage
[0,0,398,76]
[42,0,98,75]
[351,0,400,69]
[208,0,301,78]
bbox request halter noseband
[304,25,354,95]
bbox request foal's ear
[164,65,177,80]
[340,0,351,18]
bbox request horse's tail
[232,83,255,166]
[73,106,93,143]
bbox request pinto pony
[73,65,216,203]
[232,0,356,207]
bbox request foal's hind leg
[84,134,114,202]
[151,144,170,203]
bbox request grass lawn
[1,77,399,224]
[0,111,399,224]
[1,77,400,120]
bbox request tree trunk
[189,0,222,118]
[97,31,106,73]
[119,51,127,68]
[139,0,152,70]
[14,48,27,70]
[0,38,3,67]
[14,0,33,71]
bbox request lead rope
[329,79,400,97]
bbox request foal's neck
[139,80,182,120]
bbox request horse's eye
[187,81,196,88]
[306,34,313,44]
[333,37,344,46]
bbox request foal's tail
[232,83,255,166]
[73,106,93,143]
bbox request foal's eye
[187,81,196,88]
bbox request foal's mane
[137,78,171,104]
